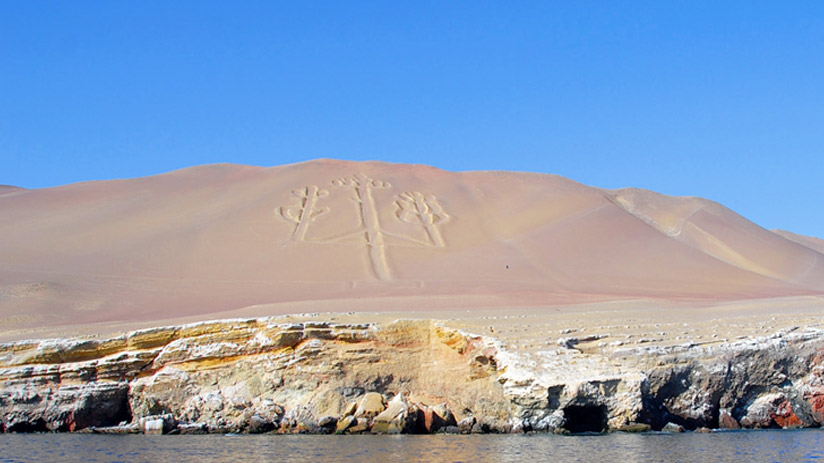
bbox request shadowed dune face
[1,159,822,333]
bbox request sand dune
[0,185,24,196]
[1,159,822,335]
[773,229,824,255]
[610,189,824,289]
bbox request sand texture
[1,159,823,339]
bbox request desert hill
[0,185,24,196]
[1,159,822,336]
[773,229,824,255]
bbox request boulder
[177,422,208,434]
[433,404,456,424]
[420,405,441,433]
[458,416,476,434]
[527,410,564,432]
[139,414,177,435]
[616,423,651,433]
[335,415,356,434]
[354,392,386,420]
[86,423,140,434]
[347,417,370,434]
[422,403,456,433]
[204,418,234,434]
[341,401,358,418]
[371,393,418,434]
[317,415,338,434]
[483,417,510,433]
[718,409,739,429]
[471,421,485,434]
[247,414,275,434]
[143,419,164,435]
[661,422,684,433]
[282,406,319,434]
[509,419,527,434]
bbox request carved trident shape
[331,174,393,280]
[279,185,330,242]
[277,174,451,282]
[395,191,449,248]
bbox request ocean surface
[2,430,823,463]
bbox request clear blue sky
[2,1,822,237]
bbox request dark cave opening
[5,419,48,433]
[563,405,608,433]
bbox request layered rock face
[2,316,823,434]
[0,318,503,433]
[499,326,824,432]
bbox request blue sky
[1,1,822,237]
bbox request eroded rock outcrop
[496,325,824,432]
[2,316,823,434]
[0,381,130,432]
[1,318,506,434]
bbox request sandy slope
[773,229,824,255]
[1,159,822,338]
[0,186,24,196]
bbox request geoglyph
[278,174,450,280]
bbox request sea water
[2,430,823,463]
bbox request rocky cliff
[2,315,823,434]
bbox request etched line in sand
[332,174,393,280]
[395,191,450,248]
[278,174,451,281]
[278,185,329,242]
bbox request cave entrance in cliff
[6,419,49,433]
[563,405,607,433]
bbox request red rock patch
[808,394,824,424]
[773,400,802,428]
